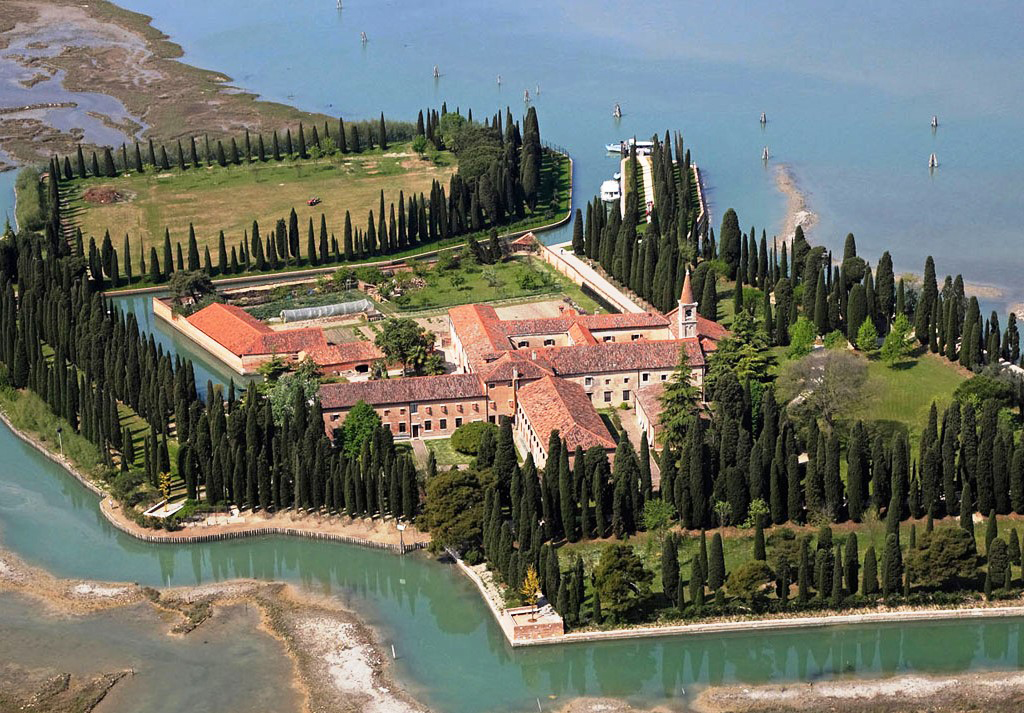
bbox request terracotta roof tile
[517,376,616,453]
[478,351,554,382]
[534,339,703,374]
[635,383,666,420]
[320,373,485,410]
[302,341,384,366]
[187,302,327,357]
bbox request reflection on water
[0,593,300,713]
[2,414,1024,713]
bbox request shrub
[14,167,46,232]
[954,374,1015,408]
[450,421,498,455]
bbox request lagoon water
[101,0,1024,309]
[4,2,1024,710]
[3,412,1024,713]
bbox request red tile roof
[500,312,668,337]
[187,302,328,357]
[320,373,485,410]
[635,382,666,420]
[478,350,554,382]
[302,340,384,366]
[517,376,616,453]
[567,322,598,345]
[535,339,704,374]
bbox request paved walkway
[637,153,655,223]
[544,242,646,313]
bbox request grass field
[847,347,967,443]
[389,255,599,314]
[65,143,456,266]
[424,438,474,467]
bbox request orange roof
[680,269,695,304]
[567,322,598,345]
[478,350,554,382]
[517,376,616,453]
[302,340,384,366]
[320,373,485,409]
[187,302,326,357]
[534,339,704,374]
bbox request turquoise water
[103,0,1024,307]
[0,594,301,713]
[4,3,1024,709]
[2,415,1024,713]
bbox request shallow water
[0,593,300,713]
[107,0,1024,308]
[2,415,1024,713]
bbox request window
[584,376,593,387]
[624,377,630,384]
[424,420,432,432]
[398,423,407,433]
[631,334,641,341]
[642,373,649,382]
[622,390,630,401]
[442,405,448,414]
[400,408,406,414]
[473,403,480,412]
[458,404,464,413]
[604,391,612,403]
[603,336,614,342]
[426,406,432,415]
[518,340,529,348]
[410,404,418,414]
[440,419,447,430]
[661,374,668,381]
[544,338,555,346]
[383,409,390,416]
[604,378,611,386]
[330,414,340,422]
[455,417,463,427]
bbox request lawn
[848,347,967,443]
[389,255,599,314]
[424,438,474,467]
[65,143,456,269]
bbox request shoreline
[0,399,429,552]
[774,163,818,245]
[0,545,425,713]
[10,399,1024,651]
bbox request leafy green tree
[880,313,912,366]
[374,318,437,375]
[905,527,979,591]
[340,400,381,457]
[592,544,653,623]
[423,469,485,555]
[856,319,879,352]
[787,316,816,359]
[642,498,676,540]
[726,560,775,609]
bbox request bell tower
[677,269,697,339]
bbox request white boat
[605,138,655,153]
[931,115,938,128]
[600,179,621,202]
[929,153,938,168]
[612,171,621,180]
[612,103,622,118]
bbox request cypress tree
[753,521,766,560]
[661,535,679,606]
[708,532,725,590]
[844,533,859,595]
[862,546,879,595]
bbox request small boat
[360,31,367,43]
[524,89,530,102]
[336,0,342,8]
[600,179,621,203]
[931,115,938,128]
[612,171,621,180]
[762,146,769,160]
[760,111,767,124]
[604,138,654,153]
[536,84,541,95]
[433,65,440,78]
[929,153,938,168]
[497,74,502,85]
[612,103,622,119]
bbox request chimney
[531,350,537,360]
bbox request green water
[0,594,300,713]
[1,417,1023,713]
